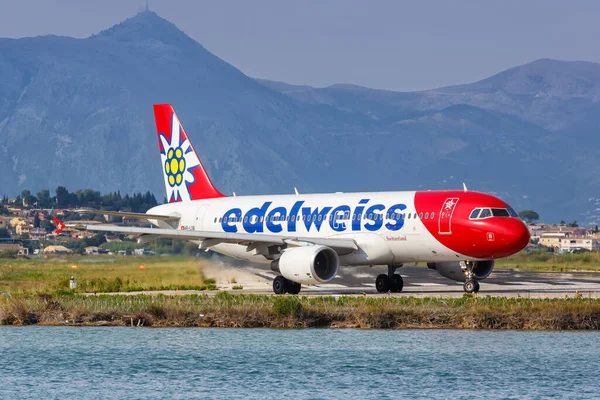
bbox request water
[0,327,598,399]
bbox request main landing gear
[273,276,301,295]
[462,261,480,293]
[375,264,404,293]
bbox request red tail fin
[153,104,225,202]
[53,218,65,235]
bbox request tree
[595,225,599,234]
[33,213,41,228]
[36,190,52,208]
[84,233,107,247]
[21,190,37,208]
[55,186,70,207]
[567,221,579,228]
[40,220,54,233]
[0,228,10,239]
[518,210,539,223]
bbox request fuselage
[148,189,530,266]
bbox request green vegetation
[0,256,216,294]
[518,209,539,223]
[496,249,600,272]
[8,187,158,213]
[1,293,599,329]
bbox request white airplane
[74,104,530,295]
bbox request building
[9,218,27,228]
[42,245,72,254]
[16,225,31,236]
[538,233,566,249]
[0,216,10,229]
[0,243,28,255]
[559,237,600,252]
[30,228,48,240]
[0,243,19,252]
[85,246,107,255]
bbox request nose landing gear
[375,264,404,293]
[462,261,480,293]
[463,279,480,293]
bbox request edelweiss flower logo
[159,113,200,202]
[165,147,185,187]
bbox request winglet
[463,182,468,192]
[53,218,65,235]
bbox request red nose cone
[501,219,530,256]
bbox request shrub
[232,285,243,290]
[273,296,303,316]
[214,291,233,303]
[0,250,18,259]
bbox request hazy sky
[1,0,599,91]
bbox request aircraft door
[194,205,209,231]
[438,197,459,235]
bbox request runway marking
[256,272,278,280]
[409,283,446,287]
[555,281,599,286]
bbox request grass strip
[1,293,599,330]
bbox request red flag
[438,198,459,234]
[53,218,65,235]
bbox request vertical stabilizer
[153,104,225,202]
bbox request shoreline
[2,293,600,330]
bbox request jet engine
[427,260,495,282]
[271,245,339,285]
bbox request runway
[103,263,600,299]
[212,265,600,298]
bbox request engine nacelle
[427,260,495,282]
[271,245,339,285]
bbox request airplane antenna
[463,183,468,192]
[294,187,299,196]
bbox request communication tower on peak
[138,0,150,14]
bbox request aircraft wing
[74,209,180,222]
[85,224,358,254]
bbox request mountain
[0,11,598,223]
[258,59,600,223]
[0,11,361,200]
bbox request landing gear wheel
[376,274,391,293]
[287,282,301,295]
[273,276,287,295]
[463,280,480,293]
[391,274,404,293]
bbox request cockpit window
[491,208,510,217]
[470,207,517,219]
[479,209,492,218]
